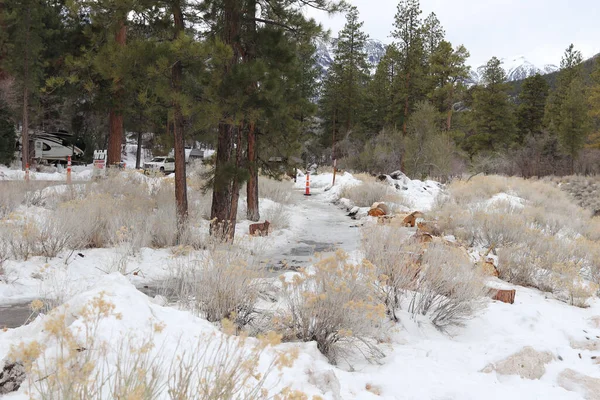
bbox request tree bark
[135,131,142,169]
[210,0,241,240]
[446,85,454,132]
[228,125,243,239]
[172,0,188,237]
[21,7,31,170]
[246,121,260,221]
[245,0,259,222]
[107,20,126,166]
[211,122,235,239]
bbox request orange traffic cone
[67,155,72,185]
[304,172,311,196]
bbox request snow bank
[377,171,442,211]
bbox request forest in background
[1,0,600,240]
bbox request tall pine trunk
[172,0,188,236]
[446,85,454,131]
[245,0,259,222]
[211,122,236,239]
[246,121,259,221]
[210,0,241,240]
[21,7,31,170]
[107,20,126,166]
[228,126,243,238]
[135,131,142,169]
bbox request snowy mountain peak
[468,56,558,85]
[315,38,386,78]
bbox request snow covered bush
[408,243,488,330]
[9,294,298,399]
[164,245,265,329]
[275,250,386,363]
[362,226,421,321]
[498,235,596,307]
[339,180,404,208]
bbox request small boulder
[0,361,26,395]
[481,346,554,380]
[558,369,600,400]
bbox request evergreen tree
[392,0,425,136]
[546,44,583,130]
[516,73,548,142]
[468,57,515,154]
[0,0,46,168]
[588,58,600,120]
[546,44,589,170]
[365,44,400,132]
[428,40,469,131]
[421,12,444,59]
[334,6,370,134]
[319,4,370,156]
[0,100,15,166]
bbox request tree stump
[492,289,516,304]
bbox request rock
[557,369,600,400]
[481,346,554,380]
[570,338,600,352]
[307,369,342,400]
[368,202,390,217]
[480,259,499,278]
[403,211,424,228]
[389,170,408,181]
[492,289,516,304]
[0,361,26,395]
[348,206,360,217]
[368,208,386,217]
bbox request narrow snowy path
[260,187,361,272]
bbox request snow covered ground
[1,170,600,399]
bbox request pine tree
[392,0,425,137]
[0,100,15,166]
[546,44,583,130]
[468,57,515,154]
[516,73,548,142]
[0,0,46,168]
[365,44,400,132]
[546,44,589,170]
[428,40,469,131]
[421,13,444,60]
[588,58,600,120]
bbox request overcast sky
[305,0,600,68]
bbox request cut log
[403,211,424,228]
[492,289,516,304]
[368,208,386,217]
[249,220,270,236]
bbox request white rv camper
[17,131,85,163]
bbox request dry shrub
[339,181,406,208]
[275,250,385,363]
[10,294,297,399]
[362,226,421,321]
[408,243,488,330]
[262,203,290,230]
[163,245,266,329]
[258,176,296,205]
[498,235,597,307]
